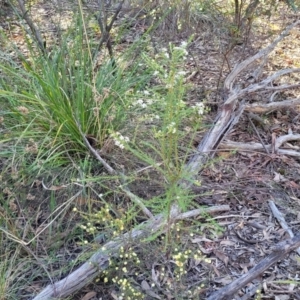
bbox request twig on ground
[247,112,269,130]
[269,200,300,255]
[176,205,230,220]
[240,283,262,300]
[242,68,300,94]
[76,120,117,176]
[247,113,269,154]
[275,133,300,151]
[266,83,300,91]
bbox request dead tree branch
[224,20,300,92]
[269,200,300,255]
[245,98,300,113]
[220,132,300,157]
[207,235,300,300]
[32,205,230,300]
[184,21,300,184]
[14,0,46,54]
[93,0,124,65]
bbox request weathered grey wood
[245,97,300,114]
[206,235,300,300]
[184,21,300,182]
[220,132,300,157]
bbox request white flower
[193,102,205,115]
[111,131,129,149]
[177,71,186,76]
[180,41,188,48]
[175,70,186,80]
[174,46,188,56]
[163,52,169,59]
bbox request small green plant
[73,201,136,244]
[125,41,208,216]
[0,15,151,181]
[94,241,211,299]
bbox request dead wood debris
[269,200,300,255]
[207,234,300,300]
[220,132,300,157]
[245,97,300,114]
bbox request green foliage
[0,16,151,177]
[120,40,209,230]
[0,3,213,299]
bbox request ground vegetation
[1,1,300,299]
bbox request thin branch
[275,133,300,151]
[93,0,124,63]
[220,136,300,157]
[269,200,300,255]
[242,68,300,94]
[224,20,300,91]
[76,120,117,175]
[247,113,269,154]
[176,205,230,220]
[15,0,46,54]
[245,98,300,113]
[265,83,300,91]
